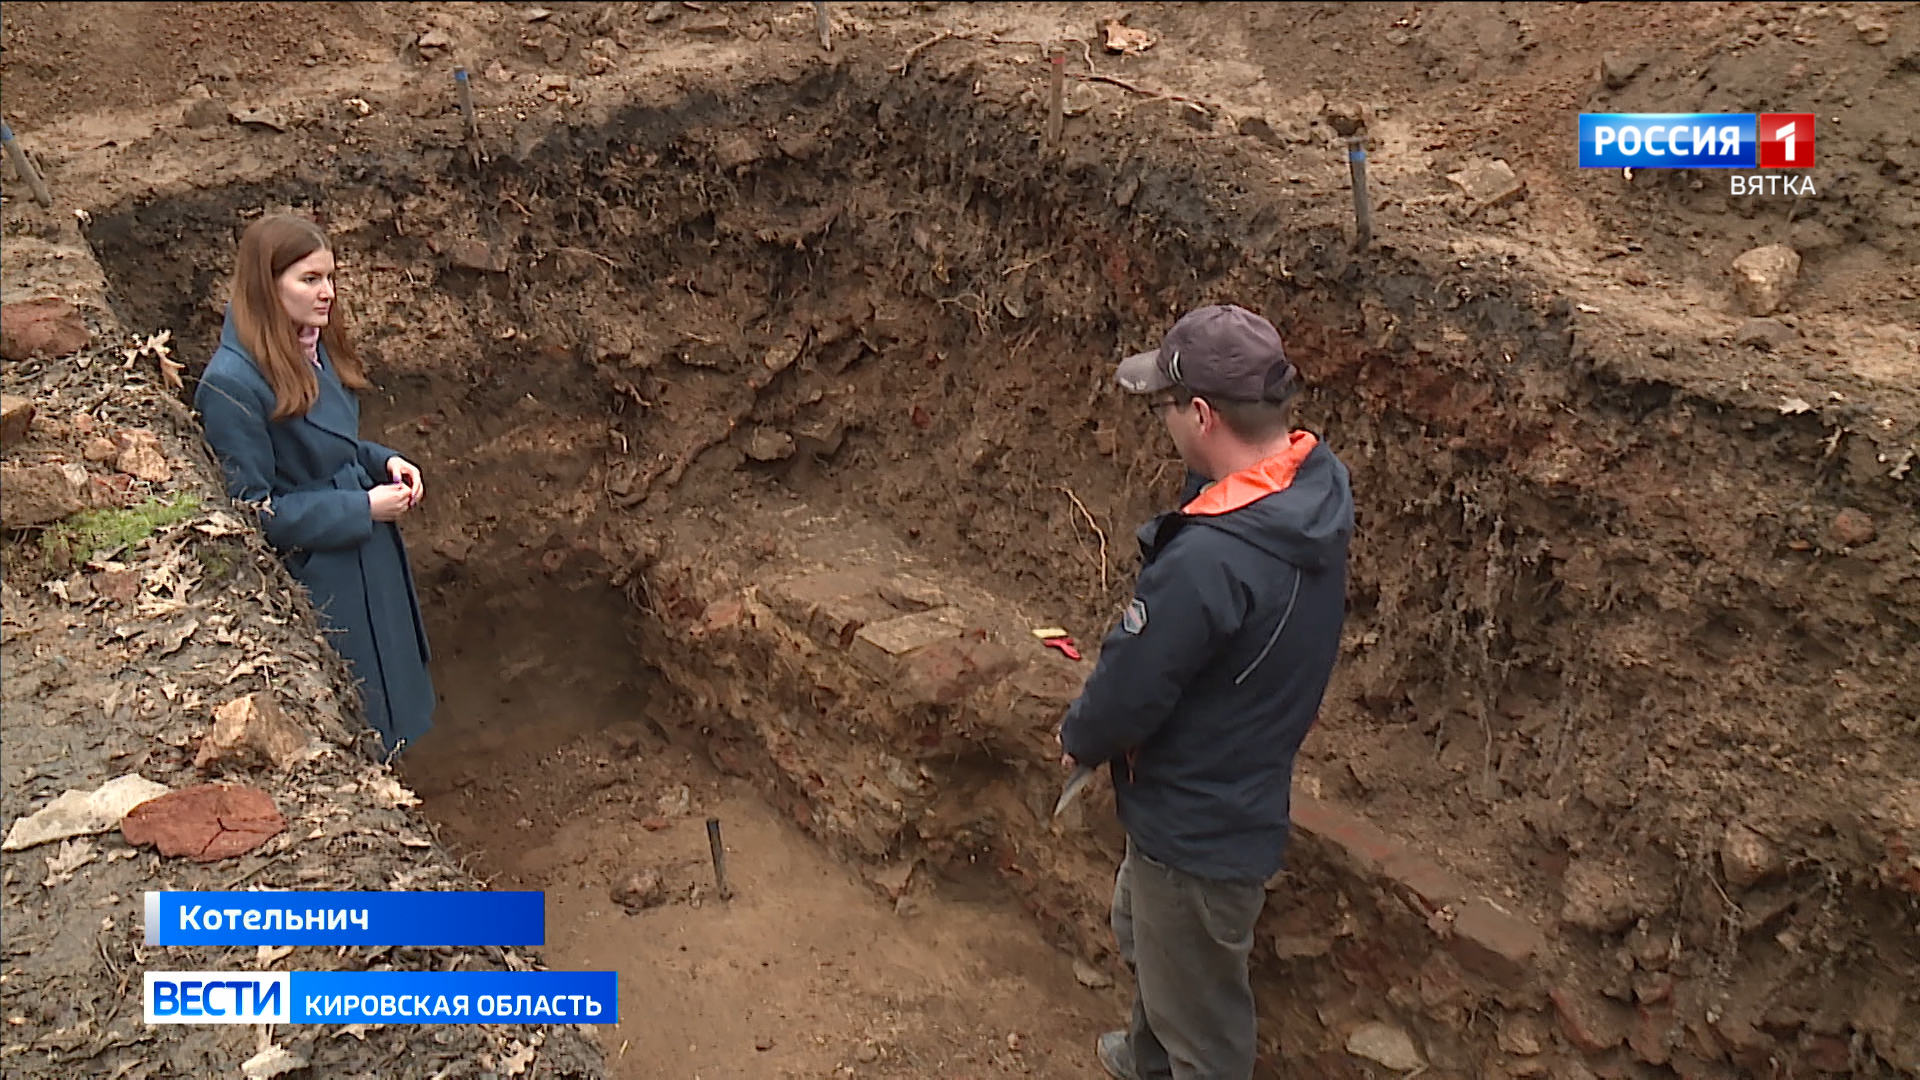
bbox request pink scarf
[298,326,322,368]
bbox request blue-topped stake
[1,122,54,208]
[454,68,480,166]
[1326,107,1371,251]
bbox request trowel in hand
[1053,764,1097,818]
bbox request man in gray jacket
[1061,305,1353,1080]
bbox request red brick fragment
[1630,1002,1676,1066]
[1552,984,1631,1055]
[1447,897,1545,988]
[121,784,285,861]
[1291,794,1396,877]
[1803,1034,1852,1074]
[894,637,1018,706]
[693,597,746,636]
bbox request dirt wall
[75,40,1920,1077]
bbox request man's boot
[1097,1030,1140,1080]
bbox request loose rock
[88,472,136,508]
[1102,19,1155,55]
[0,394,35,447]
[1826,508,1877,549]
[1497,1012,1547,1056]
[195,692,313,771]
[1856,17,1890,45]
[656,785,692,818]
[228,106,288,132]
[610,868,667,910]
[1560,858,1645,933]
[1601,54,1644,89]
[1,462,90,527]
[1730,244,1800,315]
[1788,220,1841,252]
[1733,317,1796,351]
[1346,1021,1425,1071]
[417,29,453,56]
[115,428,172,483]
[744,427,795,462]
[644,2,675,23]
[437,238,507,273]
[1446,159,1526,208]
[92,568,141,605]
[681,15,732,36]
[183,96,229,128]
[1072,959,1114,989]
[1,297,93,360]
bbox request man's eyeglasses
[1144,392,1185,417]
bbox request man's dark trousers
[1112,840,1268,1079]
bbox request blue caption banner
[292,971,618,1024]
[145,891,544,947]
[1580,113,1757,168]
[145,971,619,1024]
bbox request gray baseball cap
[1116,304,1299,402]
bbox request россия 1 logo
[1580,113,1816,196]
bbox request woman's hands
[369,457,425,523]
[385,456,425,505]
[369,484,413,522]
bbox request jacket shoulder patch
[1122,598,1148,635]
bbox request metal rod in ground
[1,122,54,208]
[1346,135,1372,250]
[705,817,732,900]
[1045,46,1066,148]
[812,2,832,51]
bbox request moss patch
[40,493,200,570]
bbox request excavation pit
[78,52,1920,1080]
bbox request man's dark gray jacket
[1061,433,1352,881]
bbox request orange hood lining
[1181,432,1319,517]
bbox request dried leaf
[43,838,98,887]
[2,775,171,851]
[241,1043,307,1079]
[1103,19,1156,55]
[364,775,421,809]
[1777,396,1813,415]
[194,511,247,537]
[155,618,199,657]
[502,1041,537,1076]
[255,944,293,968]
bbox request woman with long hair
[196,214,435,756]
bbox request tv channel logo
[1580,114,1814,169]
[1756,112,1815,168]
[145,972,291,1024]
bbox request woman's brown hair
[230,214,370,420]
